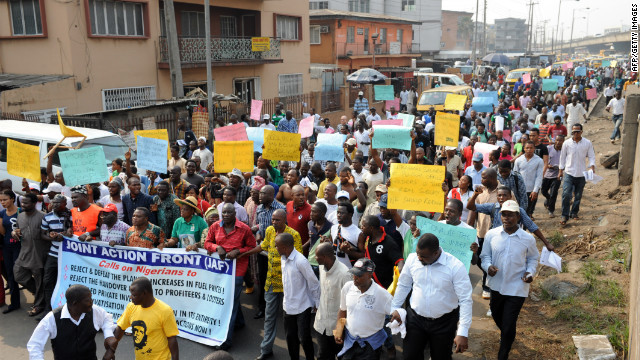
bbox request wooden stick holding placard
[43,109,87,159]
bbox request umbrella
[346,68,388,84]
[482,53,510,65]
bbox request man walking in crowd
[70,185,101,239]
[496,160,528,211]
[193,136,213,170]
[354,91,369,114]
[151,180,181,237]
[513,141,544,218]
[606,91,625,144]
[123,178,156,225]
[542,135,564,218]
[125,208,166,249]
[564,96,587,129]
[98,203,129,246]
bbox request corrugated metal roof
[309,9,420,24]
[0,73,71,91]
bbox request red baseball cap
[101,203,118,214]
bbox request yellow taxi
[416,85,473,112]
[505,68,538,90]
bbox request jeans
[260,286,283,355]
[403,306,459,360]
[561,174,586,219]
[316,330,341,360]
[541,177,562,213]
[284,307,314,360]
[3,243,21,309]
[526,192,537,217]
[14,264,44,309]
[224,276,245,346]
[490,291,526,360]
[611,114,623,140]
[43,255,58,312]
[476,238,490,292]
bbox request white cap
[43,182,63,194]
[500,200,520,213]
[263,114,271,120]
[358,91,364,96]
[29,183,40,191]
[337,190,350,199]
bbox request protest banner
[118,129,137,151]
[298,116,315,138]
[134,129,170,159]
[214,141,254,172]
[374,85,395,101]
[250,100,263,121]
[551,75,565,87]
[59,146,109,186]
[539,67,551,78]
[471,97,494,113]
[214,123,248,141]
[7,139,41,181]
[385,98,400,111]
[397,113,415,128]
[372,125,412,150]
[372,119,403,127]
[476,91,499,106]
[602,60,611,68]
[136,136,169,174]
[52,238,235,346]
[586,88,597,100]
[495,116,505,131]
[434,112,459,147]
[522,73,531,85]
[388,164,445,212]
[444,94,467,111]
[315,133,346,162]
[415,217,476,272]
[473,142,499,167]
[574,66,587,77]
[262,130,301,162]
[246,127,265,153]
[542,79,558,91]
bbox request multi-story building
[310,0,442,55]
[0,0,311,115]
[494,17,528,53]
[440,10,473,51]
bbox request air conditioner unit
[320,26,329,33]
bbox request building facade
[494,17,528,53]
[440,10,473,51]
[0,0,312,115]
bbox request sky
[443,0,633,41]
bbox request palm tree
[457,16,474,50]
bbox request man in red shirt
[462,135,478,170]
[204,203,256,351]
[286,185,312,255]
[547,115,567,142]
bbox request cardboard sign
[246,127,266,153]
[471,97,494,113]
[314,133,346,162]
[250,100,263,121]
[299,116,315,138]
[434,112,460,147]
[262,130,301,162]
[134,129,170,159]
[473,142,499,167]
[476,91,499,106]
[444,94,467,111]
[213,141,254,172]
[586,88,597,100]
[136,136,169,174]
[397,113,415,128]
[542,79,558,91]
[372,119,403,127]
[522,73,531,85]
[59,146,109,186]
[574,66,587,77]
[388,164,445,212]
[372,126,412,150]
[415,217,476,272]
[7,139,41,181]
[385,98,400,111]
[214,123,248,141]
[374,85,395,101]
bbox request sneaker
[611,139,615,144]
[245,286,254,294]
[482,290,491,299]
[486,309,492,317]
[549,211,555,218]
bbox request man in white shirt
[464,153,486,190]
[555,98,565,118]
[336,258,392,359]
[259,114,277,131]
[353,122,371,160]
[328,203,362,268]
[399,88,409,111]
[314,242,352,360]
[351,156,369,184]
[366,107,382,125]
[513,141,544,218]
[191,137,213,171]
[480,200,539,360]
[606,91,625,143]
[277,232,320,360]
[27,285,117,360]
[564,96,587,129]
[522,101,539,126]
[558,123,596,225]
[391,233,473,359]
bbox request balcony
[337,42,419,58]
[159,36,282,68]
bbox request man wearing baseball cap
[98,203,129,247]
[336,258,392,359]
[480,200,539,360]
[354,91,369,115]
[464,152,487,190]
[260,114,276,131]
[42,182,72,210]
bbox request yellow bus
[416,85,473,112]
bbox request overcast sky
[444,0,633,41]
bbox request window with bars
[220,16,237,38]
[309,1,328,10]
[401,0,415,11]
[9,0,43,36]
[89,0,145,36]
[278,74,303,97]
[397,29,404,43]
[102,86,156,111]
[310,26,321,44]
[348,0,369,13]
[347,26,355,43]
[180,11,205,37]
[380,28,387,44]
[276,15,300,40]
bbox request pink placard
[250,100,263,121]
[299,116,314,138]
[502,129,511,143]
[213,123,248,141]
[372,119,403,127]
[522,73,531,85]
[325,128,335,134]
[473,142,499,167]
[586,88,597,100]
[566,62,574,69]
[385,98,400,111]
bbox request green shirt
[171,215,209,248]
[272,113,284,127]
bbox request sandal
[28,307,43,317]
[560,217,568,226]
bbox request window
[101,86,156,111]
[278,74,303,97]
[347,26,355,43]
[309,1,328,10]
[397,29,404,43]
[380,28,387,44]
[348,0,369,13]
[401,0,415,11]
[220,16,237,38]
[276,15,300,40]
[159,8,166,37]
[89,0,145,37]
[9,0,43,36]
[180,11,205,37]
[310,26,321,44]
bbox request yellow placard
[388,163,445,213]
[57,108,86,138]
[539,67,550,78]
[134,129,170,159]
[434,112,460,147]
[7,139,41,181]
[252,37,270,52]
[262,130,301,162]
[444,94,467,111]
[213,141,254,173]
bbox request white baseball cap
[337,190,350,199]
[43,182,63,194]
[500,200,520,213]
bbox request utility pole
[163,0,184,98]
[482,0,487,57]
[204,0,213,124]
[553,0,562,53]
[526,1,536,54]
[472,0,479,73]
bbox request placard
[372,125,412,150]
[134,129,170,159]
[522,73,531,85]
[118,129,137,151]
[59,146,109,186]
[397,113,415,128]
[7,139,41,181]
[415,217,476,272]
[542,79,558,91]
[586,88,597,100]
[574,66,587,77]
[434,112,460,147]
[372,119,403,127]
[136,136,169,174]
[314,133,346,162]
[246,127,266,153]
[471,97,494,113]
[473,142,499,167]
[385,98,400,111]
[299,116,315,138]
[444,94,467,111]
[495,116,505,131]
[476,91,499,106]
[214,123,248,141]
[142,117,157,130]
[213,141,254,173]
[539,67,550,78]
[551,75,565,87]
[374,85,395,101]
[250,100,263,121]
[262,130,301,162]
[388,164,445,212]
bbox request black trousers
[342,342,381,360]
[3,244,21,309]
[283,307,314,360]
[526,192,537,217]
[476,238,490,292]
[257,253,268,311]
[43,255,58,312]
[541,177,561,213]
[315,330,341,360]
[403,306,459,360]
[490,291,526,360]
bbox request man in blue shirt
[277,110,298,133]
[122,178,156,226]
[513,77,523,92]
[353,91,369,114]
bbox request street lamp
[553,0,579,53]
[569,7,589,56]
[371,33,379,69]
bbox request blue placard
[542,79,558,91]
[574,66,587,77]
[415,217,476,272]
[476,91,499,106]
[372,125,412,150]
[136,136,169,174]
[471,96,495,113]
[246,127,266,153]
[551,75,565,87]
[58,146,109,187]
[374,85,395,101]
[314,133,347,162]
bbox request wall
[440,11,473,51]
[310,20,337,64]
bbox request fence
[1,112,41,122]
[321,91,342,113]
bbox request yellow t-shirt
[317,177,340,199]
[117,299,179,360]
[260,225,303,293]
